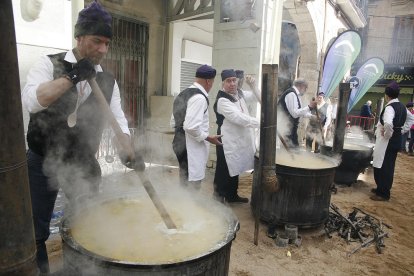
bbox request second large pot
[251,152,338,228]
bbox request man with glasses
[213,69,260,203]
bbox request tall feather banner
[347,57,385,112]
[320,30,362,99]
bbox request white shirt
[182,83,210,142]
[284,86,312,118]
[331,103,338,120]
[21,50,130,135]
[373,99,414,168]
[317,101,333,129]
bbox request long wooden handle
[90,78,177,229]
[277,132,290,152]
[137,171,177,229]
[73,49,176,229]
[315,108,326,146]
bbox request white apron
[218,96,259,177]
[372,123,388,168]
[184,92,210,181]
[186,134,209,181]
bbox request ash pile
[324,204,391,256]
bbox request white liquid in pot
[70,198,229,264]
[276,151,335,169]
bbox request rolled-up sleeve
[285,92,311,118]
[21,56,54,113]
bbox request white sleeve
[402,110,414,134]
[109,81,130,135]
[21,56,54,113]
[383,105,395,140]
[170,113,176,128]
[242,89,261,103]
[284,92,311,118]
[183,95,209,142]
[324,105,332,128]
[217,98,260,128]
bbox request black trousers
[286,124,299,148]
[214,144,239,199]
[373,142,399,200]
[27,149,100,273]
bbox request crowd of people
[20,1,414,273]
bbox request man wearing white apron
[371,82,414,201]
[213,69,261,203]
[171,65,222,189]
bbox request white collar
[386,98,399,106]
[292,86,301,96]
[191,82,208,96]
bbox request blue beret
[235,70,244,79]
[221,69,237,81]
[75,0,112,38]
[195,64,216,79]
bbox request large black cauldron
[320,143,373,186]
[60,190,239,275]
[251,152,338,228]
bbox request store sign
[375,66,414,87]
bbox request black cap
[235,70,244,79]
[385,81,400,99]
[221,69,237,81]
[195,64,216,79]
[74,0,112,38]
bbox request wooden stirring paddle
[72,48,176,229]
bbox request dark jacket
[26,52,115,163]
[360,103,372,117]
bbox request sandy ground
[47,152,414,275]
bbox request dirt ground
[47,152,414,276]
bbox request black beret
[385,81,400,99]
[195,64,216,79]
[221,69,237,81]
[74,0,112,38]
[235,70,244,79]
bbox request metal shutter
[180,61,202,92]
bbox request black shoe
[213,193,225,203]
[370,188,377,194]
[226,195,249,203]
[267,225,277,239]
[370,195,389,201]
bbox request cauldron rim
[275,152,340,170]
[61,192,239,268]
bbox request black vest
[278,88,301,129]
[172,87,209,132]
[213,90,243,134]
[26,52,115,161]
[380,102,407,132]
